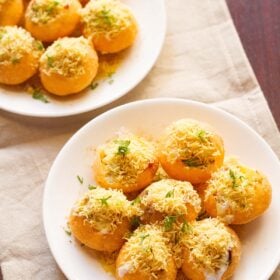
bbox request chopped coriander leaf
[197,130,206,142]
[108,79,114,85]
[181,220,191,233]
[100,8,114,26]
[182,158,204,167]
[47,55,54,67]
[90,82,98,90]
[32,88,49,103]
[116,140,130,156]
[139,234,149,244]
[88,184,97,190]
[35,41,44,51]
[64,228,71,236]
[229,169,238,188]
[46,0,59,14]
[11,57,20,64]
[107,71,115,78]
[131,197,141,205]
[130,216,141,228]
[165,189,175,198]
[99,195,112,206]
[164,215,177,231]
[77,175,83,184]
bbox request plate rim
[0,0,167,118]
[43,97,280,280]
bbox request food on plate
[0,0,23,26]
[94,134,159,193]
[65,119,273,279]
[204,157,272,224]
[81,0,138,53]
[25,0,81,42]
[0,26,44,85]
[39,36,98,95]
[181,218,241,280]
[69,187,141,252]
[158,119,224,184]
[139,179,201,224]
[115,224,177,280]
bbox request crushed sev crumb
[73,187,142,233]
[141,179,201,216]
[97,134,157,187]
[160,119,223,168]
[40,36,92,77]
[205,157,269,222]
[0,26,43,66]
[81,0,135,40]
[118,225,171,279]
[181,218,236,274]
[26,0,71,24]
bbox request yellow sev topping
[160,119,223,168]
[40,37,92,77]
[141,179,201,216]
[26,0,70,24]
[118,225,171,279]
[205,157,269,222]
[81,0,135,40]
[182,218,236,273]
[73,187,141,233]
[0,26,43,66]
[97,134,157,187]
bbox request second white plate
[43,98,280,280]
[0,0,166,117]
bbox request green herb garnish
[47,55,54,68]
[46,0,59,14]
[99,195,112,206]
[182,158,203,167]
[181,220,192,233]
[32,88,49,103]
[11,57,20,64]
[165,189,175,198]
[77,175,83,184]
[130,216,141,229]
[88,184,97,190]
[116,140,130,156]
[197,130,206,142]
[229,169,238,188]
[131,197,141,205]
[90,82,99,90]
[35,40,44,51]
[64,228,71,236]
[164,215,177,231]
[139,234,149,244]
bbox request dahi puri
[181,218,241,280]
[116,224,177,280]
[69,187,141,252]
[94,134,159,193]
[158,119,225,184]
[0,0,23,26]
[139,179,201,224]
[39,36,98,96]
[81,0,138,54]
[204,157,272,224]
[0,26,44,85]
[25,0,81,42]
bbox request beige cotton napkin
[1,0,280,279]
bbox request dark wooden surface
[226,0,280,129]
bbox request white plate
[43,98,280,280]
[0,1,166,118]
